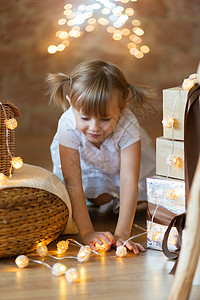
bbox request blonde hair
[46,60,154,117]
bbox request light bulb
[36,245,48,257]
[15,255,29,268]
[11,157,23,169]
[0,173,7,186]
[77,246,91,262]
[189,73,198,84]
[162,117,175,128]
[65,268,79,282]
[116,245,127,257]
[166,155,178,166]
[5,118,18,130]
[164,189,176,200]
[95,238,108,251]
[57,240,69,254]
[152,232,161,241]
[52,263,67,276]
[182,78,194,91]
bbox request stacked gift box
[146,86,188,251]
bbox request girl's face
[72,91,123,147]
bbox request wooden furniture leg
[169,156,200,300]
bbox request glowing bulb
[64,4,72,10]
[88,18,96,24]
[47,45,57,54]
[164,189,176,200]
[85,25,94,32]
[135,51,144,59]
[62,40,70,47]
[56,31,68,39]
[52,263,67,276]
[57,240,69,254]
[125,8,134,16]
[113,32,122,40]
[65,268,79,282]
[58,18,66,25]
[102,8,111,14]
[37,245,48,257]
[69,30,81,37]
[162,116,175,128]
[127,42,136,49]
[152,232,161,241]
[120,0,130,3]
[5,118,18,130]
[130,48,139,55]
[107,26,115,33]
[166,155,179,166]
[182,78,194,91]
[77,246,91,262]
[15,255,29,268]
[57,44,65,52]
[132,19,141,26]
[0,173,7,186]
[140,45,150,53]
[122,28,130,35]
[189,73,198,84]
[133,27,144,36]
[11,157,23,169]
[95,239,108,251]
[64,9,72,16]
[115,246,127,257]
[67,20,74,26]
[98,18,109,25]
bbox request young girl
[48,60,155,254]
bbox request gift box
[146,176,185,250]
[156,137,184,180]
[163,87,188,141]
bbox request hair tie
[68,75,72,88]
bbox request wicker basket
[0,101,21,176]
[0,187,69,258]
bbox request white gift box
[156,137,184,180]
[146,176,185,251]
[163,87,188,141]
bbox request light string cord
[67,239,104,257]
[47,253,78,260]
[29,258,53,270]
[122,232,147,248]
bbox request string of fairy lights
[47,0,150,58]
[15,232,146,283]
[0,102,23,186]
[148,73,198,245]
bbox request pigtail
[128,84,156,118]
[46,73,71,111]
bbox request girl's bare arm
[59,144,114,249]
[114,140,145,253]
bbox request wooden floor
[0,202,199,300]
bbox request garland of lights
[48,0,150,58]
[148,73,198,243]
[0,102,23,186]
[15,232,146,283]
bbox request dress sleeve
[119,120,141,150]
[56,114,81,150]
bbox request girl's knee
[88,193,113,206]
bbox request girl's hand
[82,231,115,251]
[114,234,145,255]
